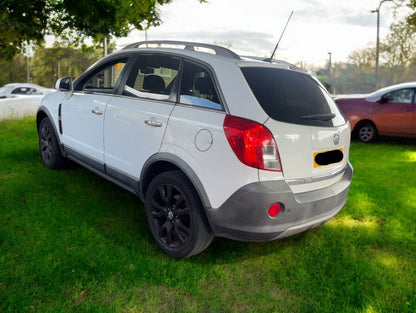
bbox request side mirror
[380,94,388,104]
[55,77,73,92]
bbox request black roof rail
[122,40,240,60]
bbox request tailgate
[264,120,351,193]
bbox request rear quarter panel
[161,105,260,209]
[335,98,373,131]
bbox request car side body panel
[372,101,414,136]
[160,105,260,209]
[103,95,175,179]
[335,98,373,131]
[60,93,112,164]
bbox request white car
[37,41,353,258]
[0,83,54,98]
[0,83,54,120]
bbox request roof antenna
[267,11,294,62]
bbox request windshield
[241,67,345,127]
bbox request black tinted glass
[179,61,222,110]
[241,67,335,126]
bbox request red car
[335,82,416,142]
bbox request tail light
[223,115,282,172]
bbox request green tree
[0,43,107,87]
[379,21,416,85]
[0,0,205,61]
[406,0,416,28]
[30,44,104,87]
[0,54,26,86]
[347,46,376,92]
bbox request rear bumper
[206,162,353,241]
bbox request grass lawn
[0,117,415,313]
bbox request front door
[61,58,128,167]
[374,88,415,136]
[61,93,111,164]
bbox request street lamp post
[371,0,392,89]
[23,42,34,83]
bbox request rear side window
[179,61,222,110]
[241,67,342,127]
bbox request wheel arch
[36,107,58,134]
[140,153,212,210]
[36,107,66,157]
[36,108,50,132]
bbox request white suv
[37,41,353,258]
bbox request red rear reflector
[223,115,281,172]
[268,203,282,217]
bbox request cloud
[343,14,376,27]
[142,29,276,57]
[117,0,397,65]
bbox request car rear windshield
[241,67,341,127]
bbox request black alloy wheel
[145,171,213,258]
[38,117,68,169]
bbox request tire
[356,122,377,143]
[145,170,214,258]
[38,117,68,169]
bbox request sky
[117,0,400,67]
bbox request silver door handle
[91,109,103,115]
[145,119,162,127]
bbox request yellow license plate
[313,148,344,167]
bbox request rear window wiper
[299,113,336,121]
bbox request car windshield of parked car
[241,67,345,127]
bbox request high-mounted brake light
[223,115,282,172]
[289,65,308,73]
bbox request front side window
[81,59,127,94]
[179,61,222,110]
[124,54,180,101]
[384,88,415,103]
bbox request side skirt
[65,147,143,201]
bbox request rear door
[103,54,180,179]
[241,66,350,192]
